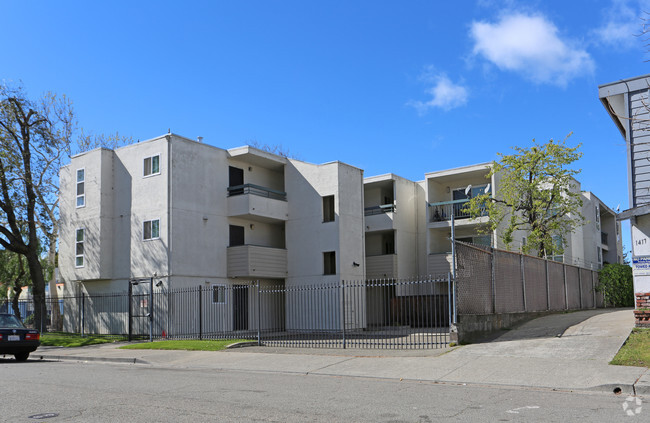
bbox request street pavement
[32,308,650,396]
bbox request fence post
[520,254,527,312]
[341,280,346,349]
[578,267,583,310]
[81,293,86,338]
[127,282,132,341]
[545,259,550,311]
[562,264,568,310]
[592,271,597,308]
[257,281,261,346]
[198,285,203,340]
[490,247,496,313]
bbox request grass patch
[610,328,650,367]
[40,332,127,348]
[119,339,252,351]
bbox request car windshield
[0,315,25,328]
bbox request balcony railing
[429,199,486,222]
[601,231,608,245]
[227,183,287,201]
[364,204,396,216]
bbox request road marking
[506,406,540,414]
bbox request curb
[35,354,146,365]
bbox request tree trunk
[11,286,22,320]
[26,250,46,332]
[47,240,62,331]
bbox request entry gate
[128,278,153,341]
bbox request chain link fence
[455,241,602,315]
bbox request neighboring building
[59,132,622,332]
[600,74,650,327]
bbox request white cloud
[470,13,595,86]
[593,0,645,48]
[409,73,469,113]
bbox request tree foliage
[596,263,634,307]
[466,136,584,257]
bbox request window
[76,169,85,208]
[75,228,85,267]
[229,225,245,246]
[323,195,335,222]
[143,155,160,177]
[143,219,160,240]
[323,251,336,275]
[212,284,226,304]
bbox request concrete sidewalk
[32,309,650,396]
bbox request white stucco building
[60,132,622,332]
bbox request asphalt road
[0,360,644,422]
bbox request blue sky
[2,0,648,253]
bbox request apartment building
[59,133,365,332]
[60,133,621,333]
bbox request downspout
[166,135,172,287]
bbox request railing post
[563,263,568,310]
[520,254,527,311]
[149,277,154,342]
[128,282,132,341]
[341,280,346,349]
[257,280,262,346]
[81,293,86,338]
[578,267,583,310]
[545,259,550,311]
[490,247,496,313]
[198,285,203,340]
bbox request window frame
[322,195,335,223]
[143,218,161,241]
[75,228,85,268]
[323,251,336,275]
[76,168,85,208]
[212,284,227,304]
[143,154,161,177]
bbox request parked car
[0,313,40,361]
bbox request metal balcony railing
[364,204,396,216]
[429,199,486,222]
[227,183,287,201]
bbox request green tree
[0,249,30,319]
[465,136,584,257]
[0,84,74,331]
[596,263,634,307]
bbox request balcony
[227,184,288,222]
[428,199,488,226]
[366,254,398,280]
[365,204,396,232]
[227,245,288,279]
[364,204,396,216]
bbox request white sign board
[632,223,650,256]
[632,256,650,276]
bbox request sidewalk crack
[307,357,357,374]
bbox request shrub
[597,263,634,307]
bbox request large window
[143,219,160,240]
[143,155,160,177]
[323,195,335,222]
[76,169,85,208]
[75,228,85,268]
[323,251,336,275]
[212,284,226,304]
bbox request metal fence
[2,276,452,349]
[455,241,604,315]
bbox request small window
[143,219,160,240]
[144,155,160,177]
[75,228,85,268]
[323,251,336,275]
[229,225,245,246]
[323,195,335,222]
[76,168,85,208]
[212,284,226,304]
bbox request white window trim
[75,227,85,268]
[143,218,161,241]
[76,168,85,208]
[211,284,227,304]
[143,154,161,178]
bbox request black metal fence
[3,276,452,349]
